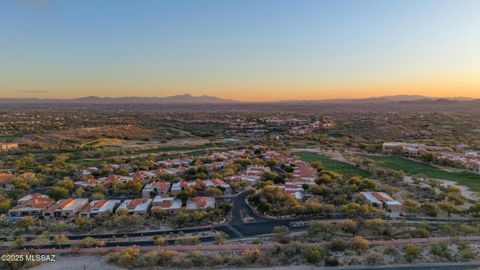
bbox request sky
[1,0,480,101]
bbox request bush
[304,245,324,264]
[242,248,263,263]
[153,235,167,245]
[117,246,140,267]
[411,228,430,238]
[430,242,451,260]
[328,239,346,252]
[80,236,105,247]
[459,224,477,236]
[350,236,369,252]
[273,226,290,244]
[460,247,476,260]
[365,251,384,265]
[325,256,340,266]
[383,244,399,256]
[404,244,421,262]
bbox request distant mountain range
[0,94,237,104]
[276,95,475,104]
[0,94,477,104]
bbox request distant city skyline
[1,0,480,101]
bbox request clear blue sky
[1,0,480,100]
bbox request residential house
[43,198,89,219]
[80,200,120,218]
[8,193,55,218]
[291,160,317,184]
[186,196,215,210]
[151,195,182,212]
[360,192,402,212]
[142,181,170,198]
[0,172,15,190]
[116,198,152,215]
[171,180,196,195]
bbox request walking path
[17,235,480,255]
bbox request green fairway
[296,151,371,178]
[366,155,480,192]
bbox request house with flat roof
[142,181,170,198]
[116,198,152,215]
[186,196,215,210]
[80,199,120,218]
[152,195,182,212]
[238,165,270,185]
[292,160,317,184]
[43,198,89,219]
[8,193,55,219]
[360,192,402,212]
[171,180,196,194]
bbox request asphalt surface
[3,190,480,249]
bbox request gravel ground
[30,255,125,270]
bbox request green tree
[47,186,69,200]
[205,187,223,197]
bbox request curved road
[3,191,480,249]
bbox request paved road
[3,190,480,248]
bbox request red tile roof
[127,198,147,209]
[194,197,207,207]
[19,194,54,209]
[153,181,169,191]
[211,178,225,186]
[159,200,173,208]
[0,173,15,184]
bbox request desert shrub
[404,244,421,262]
[304,245,324,264]
[364,251,384,265]
[411,228,430,238]
[328,239,346,252]
[350,236,369,252]
[325,256,340,266]
[430,242,451,260]
[118,246,140,267]
[460,247,476,260]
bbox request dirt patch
[31,255,125,270]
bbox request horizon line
[0,93,478,103]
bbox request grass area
[71,148,223,167]
[158,128,180,137]
[296,151,371,178]
[130,143,226,155]
[0,135,18,142]
[366,155,480,192]
[314,129,344,138]
[82,138,125,147]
